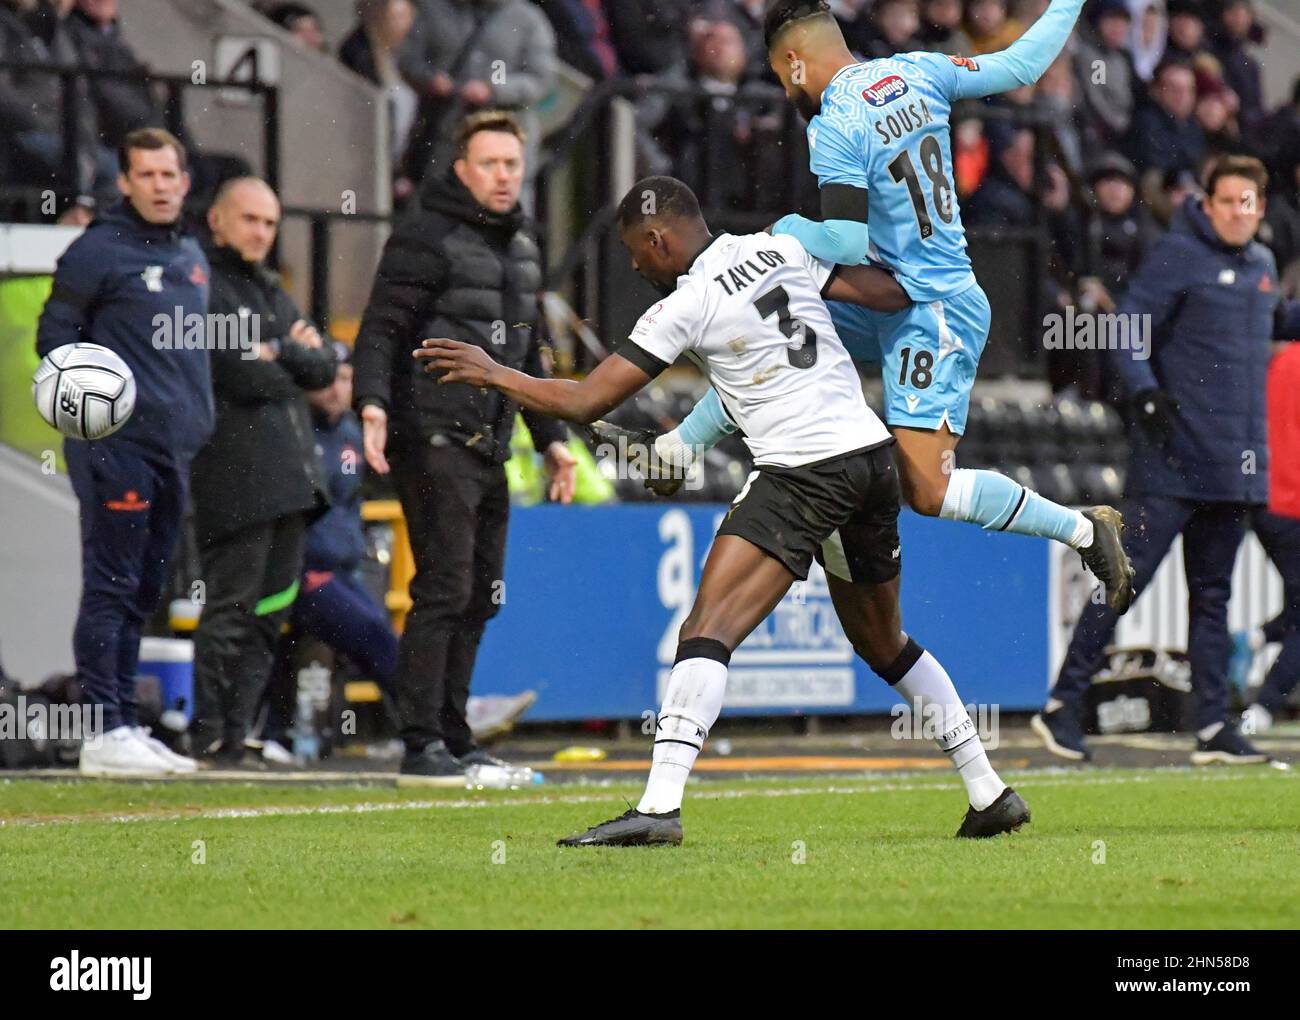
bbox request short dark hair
[617,176,702,231]
[1152,59,1194,84]
[763,0,832,49]
[454,109,526,159]
[118,127,187,174]
[1205,154,1268,197]
[267,2,319,29]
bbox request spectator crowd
[4,0,1299,769]
[4,1,1299,381]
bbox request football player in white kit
[417,177,1029,845]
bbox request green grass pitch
[1,768,1296,929]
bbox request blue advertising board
[473,504,1050,720]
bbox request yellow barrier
[360,499,415,633]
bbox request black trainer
[457,747,510,769]
[956,787,1031,838]
[582,419,686,497]
[397,741,467,787]
[1031,707,1093,762]
[1191,725,1270,766]
[557,807,683,847]
[197,739,267,771]
[1078,506,1136,613]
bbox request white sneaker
[259,739,299,766]
[134,726,199,773]
[79,725,171,777]
[1241,703,1274,736]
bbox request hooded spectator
[1082,153,1159,305]
[1126,0,1167,81]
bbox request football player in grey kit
[418,177,1029,845]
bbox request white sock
[1068,514,1095,550]
[653,428,701,471]
[637,645,729,815]
[887,639,1006,811]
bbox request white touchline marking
[0,767,1290,830]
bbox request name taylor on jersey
[709,247,789,297]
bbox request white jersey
[621,232,890,468]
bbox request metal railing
[278,206,391,328]
[2,61,1070,356]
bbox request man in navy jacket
[36,127,213,777]
[1034,155,1283,765]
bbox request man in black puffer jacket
[188,176,337,762]
[353,110,574,784]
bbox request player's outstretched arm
[771,213,869,268]
[415,339,650,424]
[823,264,910,312]
[931,0,1085,99]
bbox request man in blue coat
[1034,155,1281,765]
[36,128,213,777]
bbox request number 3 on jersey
[755,285,818,369]
[888,135,953,242]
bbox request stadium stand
[1,0,1298,698]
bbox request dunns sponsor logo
[863,74,909,107]
[50,952,151,1000]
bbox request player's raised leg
[557,534,797,847]
[881,288,1135,612]
[894,423,1133,612]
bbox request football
[31,342,136,440]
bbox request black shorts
[715,442,902,584]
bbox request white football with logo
[32,343,136,440]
